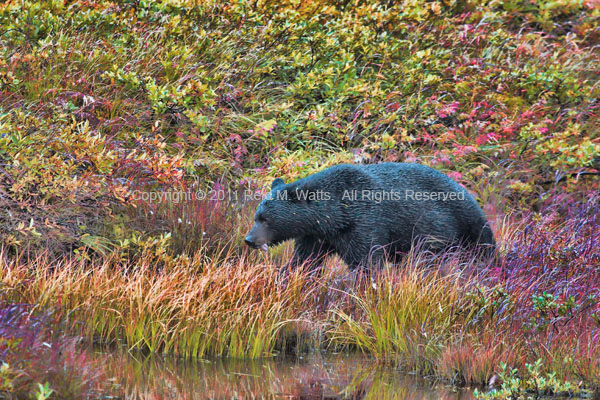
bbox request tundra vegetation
[0,0,599,399]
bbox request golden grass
[0,248,479,362]
[0,250,320,358]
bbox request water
[96,349,475,399]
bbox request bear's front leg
[288,236,333,275]
[337,230,389,271]
[342,250,385,271]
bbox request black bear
[244,162,495,270]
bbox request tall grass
[328,251,481,374]
[0,251,322,359]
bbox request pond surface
[96,349,475,399]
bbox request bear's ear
[287,187,303,203]
[288,182,313,203]
[271,178,285,190]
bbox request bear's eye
[257,215,268,223]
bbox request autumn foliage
[0,0,599,398]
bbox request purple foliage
[490,194,600,335]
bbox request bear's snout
[245,223,271,252]
[245,235,269,252]
[244,236,257,248]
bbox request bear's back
[361,162,455,188]
[358,162,493,248]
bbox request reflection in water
[96,349,474,400]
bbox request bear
[244,162,495,271]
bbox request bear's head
[244,177,322,251]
